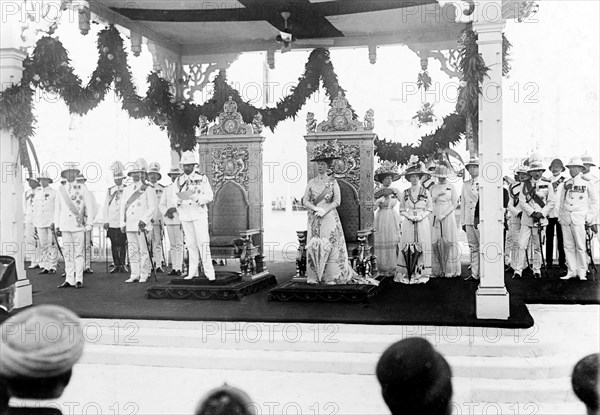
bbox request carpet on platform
[26,261,534,328]
[505,265,599,305]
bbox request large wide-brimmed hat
[432,163,452,178]
[548,158,565,172]
[565,156,585,169]
[311,139,342,162]
[402,155,428,178]
[148,162,162,180]
[60,162,80,178]
[110,160,126,179]
[464,156,479,168]
[128,158,148,176]
[179,151,198,166]
[374,161,401,183]
[581,154,597,166]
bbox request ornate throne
[269,92,384,303]
[198,97,269,280]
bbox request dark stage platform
[24,261,544,328]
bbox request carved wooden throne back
[337,180,360,244]
[210,182,249,252]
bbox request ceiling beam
[89,1,182,56]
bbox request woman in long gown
[395,158,433,284]
[430,163,461,277]
[373,162,402,275]
[302,141,377,285]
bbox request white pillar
[474,2,509,319]
[1,26,33,308]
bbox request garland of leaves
[0,25,355,172]
[375,24,512,165]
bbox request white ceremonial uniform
[55,181,94,285]
[24,188,41,266]
[159,182,183,272]
[79,182,98,270]
[149,183,165,268]
[506,182,523,268]
[514,178,556,274]
[120,181,157,281]
[460,177,480,278]
[559,173,599,278]
[33,185,58,271]
[171,172,215,279]
[99,185,124,228]
[583,171,600,246]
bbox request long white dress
[430,182,461,277]
[395,186,433,284]
[374,187,401,275]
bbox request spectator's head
[572,354,599,415]
[376,337,453,415]
[0,305,84,400]
[195,384,255,415]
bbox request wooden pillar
[0,24,33,308]
[474,1,509,319]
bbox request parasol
[432,218,452,276]
[375,187,396,199]
[401,215,422,281]
[306,235,333,283]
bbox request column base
[476,286,510,320]
[14,278,32,308]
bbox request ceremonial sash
[313,180,334,205]
[108,187,121,206]
[59,185,86,226]
[509,183,521,207]
[523,180,545,208]
[552,176,565,192]
[123,184,147,219]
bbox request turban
[0,305,84,378]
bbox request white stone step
[80,343,573,380]
[80,318,562,358]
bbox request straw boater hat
[60,162,80,179]
[581,154,597,167]
[402,155,428,178]
[311,139,342,162]
[128,158,148,177]
[179,151,198,165]
[110,161,126,180]
[374,161,401,183]
[548,158,565,172]
[565,156,585,169]
[148,162,162,180]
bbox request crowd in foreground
[0,274,598,415]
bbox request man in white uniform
[148,162,165,273]
[506,164,530,271]
[33,170,57,274]
[559,157,599,280]
[460,157,480,281]
[159,166,184,276]
[54,163,95,289]
[99,161,128,273]
[24,176,41,269]
[120,158,157,283]
[76,173,98,274]
[545,158,567,269]
[165,151,215,280]
[582,154,600,248]
[513,155,556,279]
